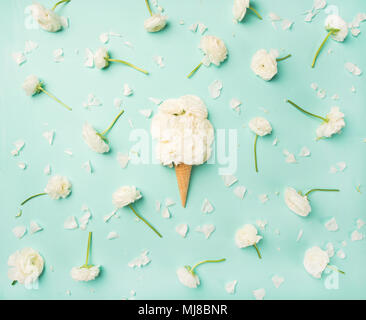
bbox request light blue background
[1,0,365,300]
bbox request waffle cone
[175,163,192,208]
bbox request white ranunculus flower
[151,95,214,166]
[113,186,142,208]
[22,75,41,96]
[144,14,167,32]
[200,35,228,66]
[8,248,44,289]
[304,246,329,278]
[284,187,311,217]
[235,224,262,248]
[233,0,250,22]
[325,14,348,42]
[316,107,345,138]
[176,267,200,288]
[70,266,100,282]
[31,2,62,32]
[44,175,72,200]
[94,47,109,69]
[249,117,272,136]
[251,49,278,81]
[82,122,110,153]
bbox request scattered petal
[325,217,338,232]
[13,226,27,239]
[208,80,223,99]
[233,186,246,199]
[296,229,303,242]
[272,275,284,288]
[128,250,151,268]
[44,164,51,175]
[12,52,26,65]
[225,280,237,294]
[253,288,266,300]
[42,130,54,145]
[222,175,238,187]
[64,216,78,229]
[259,194,268,203]
[299,147,311,157]
[195,224,215,239]
[175,224,188,238]
[201,198,214,214]
[345,62,362,76]
[53,48,64,63]
[351,230,363,241]
[81,160,92,174]
[83,94,102,108]
[107,231,119,240]
[117,152,129,169]
[84,48,94,68]
[139,109,152,118]
[30,221,42,234]
[162,207,170,219]
[123,84,133,96]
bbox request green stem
[38,86,72,111]
[187,62,203,79]
[254,134,259,173]
[286,100,328,122]
[248,6,263,20]
[51,0,70,11]
[129,204,162,238]
[254,244,262,259]
[11,280,17,286]
[327,264,345,275]
[101,109,125,135]
[311,30,333,68]
[276,54,292,62]
[20,192,47,206]
[191,258,226,273]
[107,59,149,75]
[145,0,152,16]
[305,188,339,197]
[84,232,92,266]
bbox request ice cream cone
[175,163,192,208]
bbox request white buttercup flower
[233,0,262,23]
[8,248,44,289]
[18,175,71,216]
[143,0,167,32]
[303,246,329,278]
[235,224,262,258]
[112,186,142,208]
[187,36,228,78]
[312,15,348,68]
[113,186,162,238]
[251,49,291,81]
[285,187,339,217]
[316,107,345,138]
[286,100,345,139]
[176,258,226,288]
[45,175,72,199]
[22,75,72,111]
[176,267,200,288]
[249,117,272,172]
[31,2,62,32]
[151,95,214,166]
[71,232,101,282]
[284,188,311,217]
[94,47,149,74]
[82,109,124,154]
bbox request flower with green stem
[233,0,263,23]
[82,109,124,154]
[235,224,262,259]
[94,47,149,75]
[144,0,167,32]
[311,14,348,68]
[22,75,71,111]
[248,117,272,172]
[18,175,71,217]
[112,186,163,238]
[31,0,71,32]
[70,232,101,282]
[177,258,226,288]
[284,187,339,217]
[286,100,345,139]
[304,246,345,279]
[187,35,228,78]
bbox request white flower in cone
[144,14,167,32]
[176,267,200,288]
[316,107,345,138]
[22,75,41,96]
[82,122,110,153]
[303,246,329,279]
[233,0,250,22]
[200,35,228,66]
[325,15,348,42]
[151,95,214,166]
[31,2,62,32]
[284,187,311,217]
[71,266,100,282]
[112,186,142,208]
[8,248,44,289]
[44,175,71,199]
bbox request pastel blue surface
[1,0,366,300]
